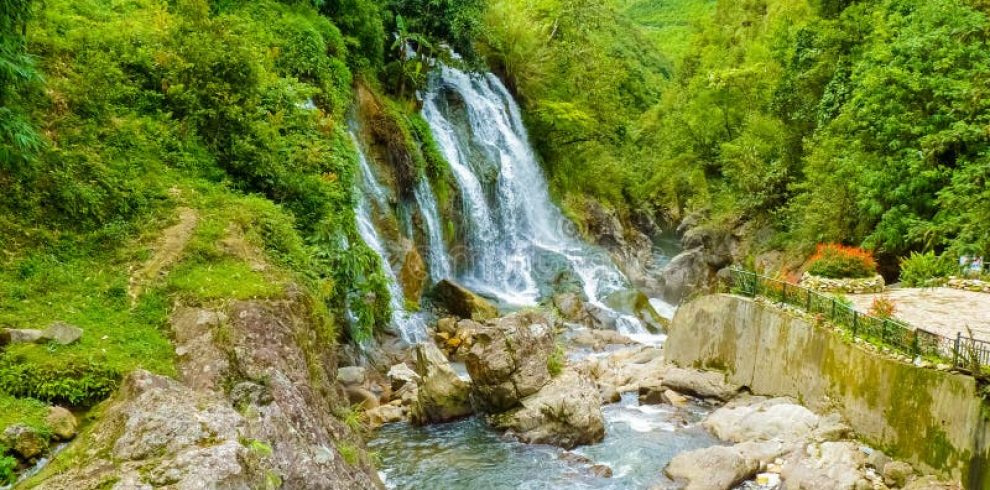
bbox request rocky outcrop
[666,294,990,486]
[661,367,741,402]
[464,311,556,412]
[491,370,604,449]
[2,424,47,460]
[574,345,667,401]
[430,279,498,321]
[35,296,382,489]
[658,215,739,303]
[665,441,789,490]
[799,272,885,294]
[410,343,472,424]
[781,441,868,490]
[703,397,850,444]
[946,277,990,293]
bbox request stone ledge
[799,273,885,294]
[946,277,990,294]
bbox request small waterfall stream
[351,133,429,344]
[422,65,647,335]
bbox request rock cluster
[946,277,990,293]
[800,272,885,294]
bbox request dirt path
[848,287,990,341]
[128,207,198,302]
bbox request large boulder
[491,370,604,449]
[42,322,83,345]
[661,367,741,402]
[386,363,420,391]
[704,398,849,444]
[2,424,47,459]
[46,406,79,441]
[781,441,867,490]
[665,441,789,490]
[430,280,498,321]
[604,289,668,333]
[1,328,44,345]
[464,312,556,412]
[410,343,472,424]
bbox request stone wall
[798,273,885,294]
[948,277,990,294]
[666,294,990,489]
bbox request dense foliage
[482,0,990,264]
[899,251,955,286]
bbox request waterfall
[351,133,429,344]
[421,65,647,334]
[414,178,452,283]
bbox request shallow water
[370,394,719,490]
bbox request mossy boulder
[490,370,604,449]
[430,280,498,321]
[604,289,668,333]
[398,245,427,304]
[2,424,47,460]
[410,343,472,424]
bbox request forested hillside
[481,0,990,265]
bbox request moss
[0,394,51,436]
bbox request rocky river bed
[357,309,961,490]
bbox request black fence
[729,268,990,371]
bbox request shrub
[546,344,565,377]
[868,295,896,319]
[807,244,877,279]
[0,356,120,406]
[0,450,15,485]
[899,251,953,287]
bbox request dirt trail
[128,207,198,302]
[848,287,990,340]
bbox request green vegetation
[482,0,990,268]
[899,251,955,287]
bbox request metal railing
[728,268,990,371]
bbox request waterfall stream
[422,65,647,335]
[351,133,429,344]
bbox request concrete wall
[666,294,990,488]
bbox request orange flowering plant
[807,244,877,279]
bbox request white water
[351,133,429,344]
[421,65,646,334]
[414,178,452,282]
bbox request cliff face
[666,294,990,489]
[26,292,382,490]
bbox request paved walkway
[848,287,990,341]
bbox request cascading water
[421,65,647,334]
[351,133,429,344]
[414,178,452,283]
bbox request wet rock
[387,363,420,391]
[465,312,555,412]
[46,406,79,441]
[491,370,604,449]
[2,424,47,459]
[665,441,787,490]
[661,367,741,402]
[658,249,714,304]
[883,461,914,488]
[410,343,472,424]
[398,243,427,303]
[662,389,689,407]
[781,441,867,490]
[568,329,636,351]
[590,464,613,478]
[431,279,498,321]
[638,384,666,405]
[337,366,366,386]
[364,405,405,429]
[604,289,668,334]
[436,317,458,336]
[42,322,83,345]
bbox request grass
[0,394,51,435]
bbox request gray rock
[884,461,914,488]
[410,343,472,424]
[345,386,380,410]
[465,312,556,412]
[665,441,788,490]
[661,367,741,402]
[386,362,420,391]
[491,370,604,449]
[42,322,83,345]
[4,328,44,344]
[2,424,47,459]
[430,280,498,321]
[46,406,78,441]
[781,441,867,490]
[703,397,851,445]
[336,366,366,386]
